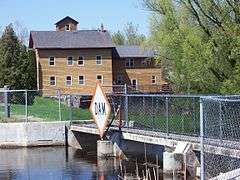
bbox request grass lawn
[1,96,91,122]
[129,112,200,135]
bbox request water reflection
[0,147,183,180]
[0,147,114,180]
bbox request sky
[0,0,150,36]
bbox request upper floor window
[96,74,103,84]
[67,56,73,66]
[65,24,70,31]
[79,75,85,85]
[125,59,134,68]
[78,56,84,66]
[96,55,102,65]
[49,76,56,86]
[66,76,72,86]
[49,57,55,66]
[117,75,123,85]
[151,76,157,84]
[142,59,151,66]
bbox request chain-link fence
[0,89,93,123]
[0,91,4,120]
[106,94,201,137]
[201,96,240,179]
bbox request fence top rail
[201,96,240,102]
[122,94,203,98]
[0,89,27,93]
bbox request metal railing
[200,96,240,180]
[108,93,201,137]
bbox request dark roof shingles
[55,16,79,25]
[114,45,154,58]
[30,30,114,49]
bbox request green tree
[144,0,240,94]
[0,24,36,90]
[111,23,146,46]
[112,31,125,45]
[124,22,146,45]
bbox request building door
[131,79,138,90]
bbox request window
[49,57,55,66]
[142,59,151,66]
[151,76,157,84]
[65,24,70,31]
[49,76,56,86]
[117,75,123,85]
[78,56,84,66]
[96,55,102,65]
[125,59,134,68]
[78,75,85,85]
[96,74,103,84]
[67,56,73,66]
[131,79,138,90]
[66,76,72,86]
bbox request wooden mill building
[29,16,169,95]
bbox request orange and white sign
[89,83,111,139]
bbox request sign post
[89,83,111,139]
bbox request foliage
[112,22,146,45]
[112,31,125,45]
[0,24,36,90]
[144,0,240,94]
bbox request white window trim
[78,56,85,66]
[49,76,56,86]
[67,56,74,66]
[66,75,72,86]
[78,75,85,85]
[151,76,157,85]
[131,79,138,85]
[96,74,103,84]
[131,79,138,90]
[125,58,134,68]
[65,24,70,31]
[49,56,55,66]
[96,55,102,65]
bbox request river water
[0,147,182,180]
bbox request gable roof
[55,16,79,25]
[29,30,114,49]
[114,45,154,58]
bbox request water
[0,147,183,180]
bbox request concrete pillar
[97,157,119,173]
[97,140,114,157]
[67,128,82,149]
[163,151,183,174]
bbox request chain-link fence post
[165,97,169,135]
[219,101,223,142]
[124,84,128,127]
[25,90,28,122]
[200,97,204,180]
[192,97,196,134]
[57,90,62,121]
[69,94,73,124]
[4,85,10,118]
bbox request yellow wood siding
[112,57,167,93]
[37,49,113,95]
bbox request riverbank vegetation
[0,24,36,90]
